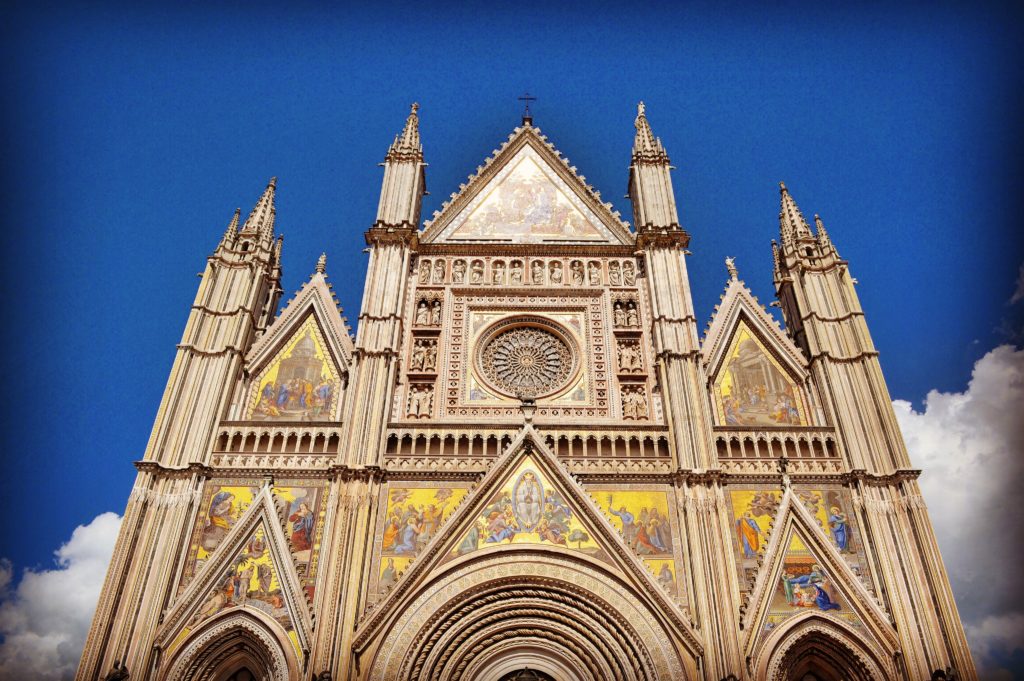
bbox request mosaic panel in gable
[247,315,343,421]
[179,480,328,602]
[167,522,303,660]
[726,485,871,599]
[447,456,608,563]
[589,486,685,601]
[712,322,808,427]
[440,145,611,243]
[371,484,470,599]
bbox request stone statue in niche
[410,339,437,372]
[432,259,446,284]
[613,302,626,327]
[492,260,505,285]
[407,385,433,418]
[623,260,636,285]
[549,260,563,284]
[626,301,639,327]
[622,387,649,420]
[430,300,442,325]
[617,341,642,372]
[471,259,484,283]
[410,340,427,371]
[531,260,544,284]
[588,261,601,285]
[415,300,430,326]
[570,260,584,286]
[510,260,524,284]
[418,260,430,285]
[452,259,466,284]
[609,261,622,286]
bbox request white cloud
[894,344,1024,678]
[0,512,121,681]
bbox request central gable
[423,127,633,245]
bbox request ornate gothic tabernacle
[79,103,975,681]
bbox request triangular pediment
[703,277,814,427]
[422,126,633,245]
[741,489,898,664]
[158,487,313,663]
[354,425,701,656]
[243,270,352,421]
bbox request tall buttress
[76,180,283,678]
[772,183,975,677]
[628,103,743,676]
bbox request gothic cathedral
[79,104,975,681]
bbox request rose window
[478,322,576,397]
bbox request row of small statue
[418,257,637,287]
[414,298,442,326]
[409,339,438,372]
[407,384,434,418]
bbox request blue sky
[0,0,1021,674]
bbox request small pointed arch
[703,277,813,427]
[160,609,299,681]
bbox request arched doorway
[758,615,894,681]
[363,552,695,680]
[498,670,557,681]
[161,610,298,681]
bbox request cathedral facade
[79,104,975,681]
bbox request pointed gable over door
[422,125,634,245]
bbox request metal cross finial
[517,92,537,124]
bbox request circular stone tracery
[478,320,576,398]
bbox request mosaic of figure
[715,325,805,427]
[454,459,602,558]
[381,488,467,559]
[763,548,862,632]
[450,153,605,241]
[592,489,681,597]
[249,321,340,421]
[452,259,466,283]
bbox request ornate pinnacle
[724,256,738,280]
[632,101,668,162]
[220,207,240,247]
[778,181,813,248]
[388,103,423,160]
[814,214,832,248]
[316,252,327,274]
[242,177,277,242]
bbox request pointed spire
[315,252,327,275]
[386,103,423,161]
[242,177,277,242]
[814,214,832,249]
[632,101,669,163]
[220,207,240,247]
[778,181,813,249]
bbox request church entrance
[498,670,557,681]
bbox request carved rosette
[477,318,578,398]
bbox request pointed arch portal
[162,610,298,681]
[362,551,693,680]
